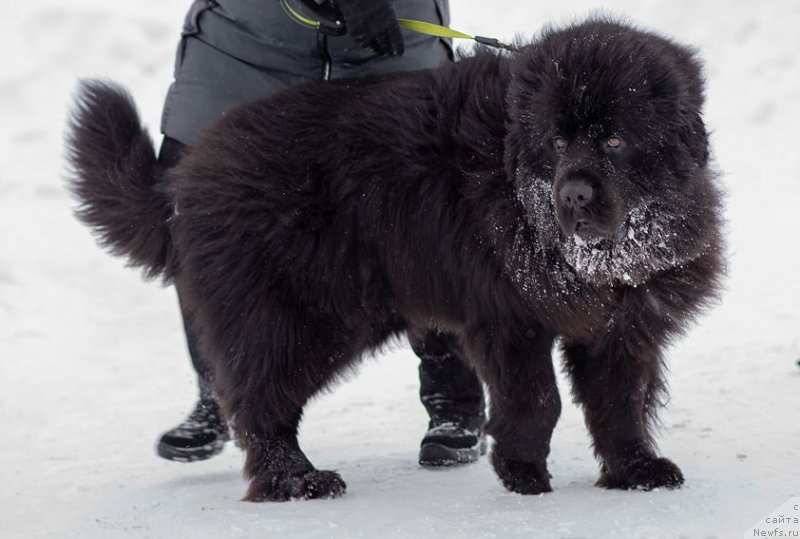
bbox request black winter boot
[157,290,231,462]
[156,384,230,462]
[419,413,487,466]
[413,332,487,467]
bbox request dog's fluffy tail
[66,80,174,281]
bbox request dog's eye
[606,136,624,149]
[552,137,568,152]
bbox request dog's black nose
[559,178,594,209]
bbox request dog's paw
[491,450,552,495]
[597,456,684,491]
[244,469,347,502]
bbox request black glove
[335,0,405,57]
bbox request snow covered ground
[1,0,798,537]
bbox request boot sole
[419,436,488,467]
[156,437,228,463]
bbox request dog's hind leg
[204,294,361,502]
[466,325,560,495]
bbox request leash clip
[280,0,347,36]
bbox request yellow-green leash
[397,18,514,51]
[279,0,515,51]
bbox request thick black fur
[66,81,173,280]
[66,18,724,501]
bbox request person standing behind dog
[156,0,487,467]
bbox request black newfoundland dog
[67,18,724,501]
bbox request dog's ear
[507,43,557,102]
[648,46,709,168]
[674,52,710,168]
[503,46,558,181]
[675,54,709,168]
[676,107,709,168]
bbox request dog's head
[504,19,721,286]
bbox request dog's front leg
[561,339,684,491]
[468,326,560,494]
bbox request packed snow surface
[1,1,798,538]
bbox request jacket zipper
[318,32,332,80]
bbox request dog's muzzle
[554,173,616,240]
